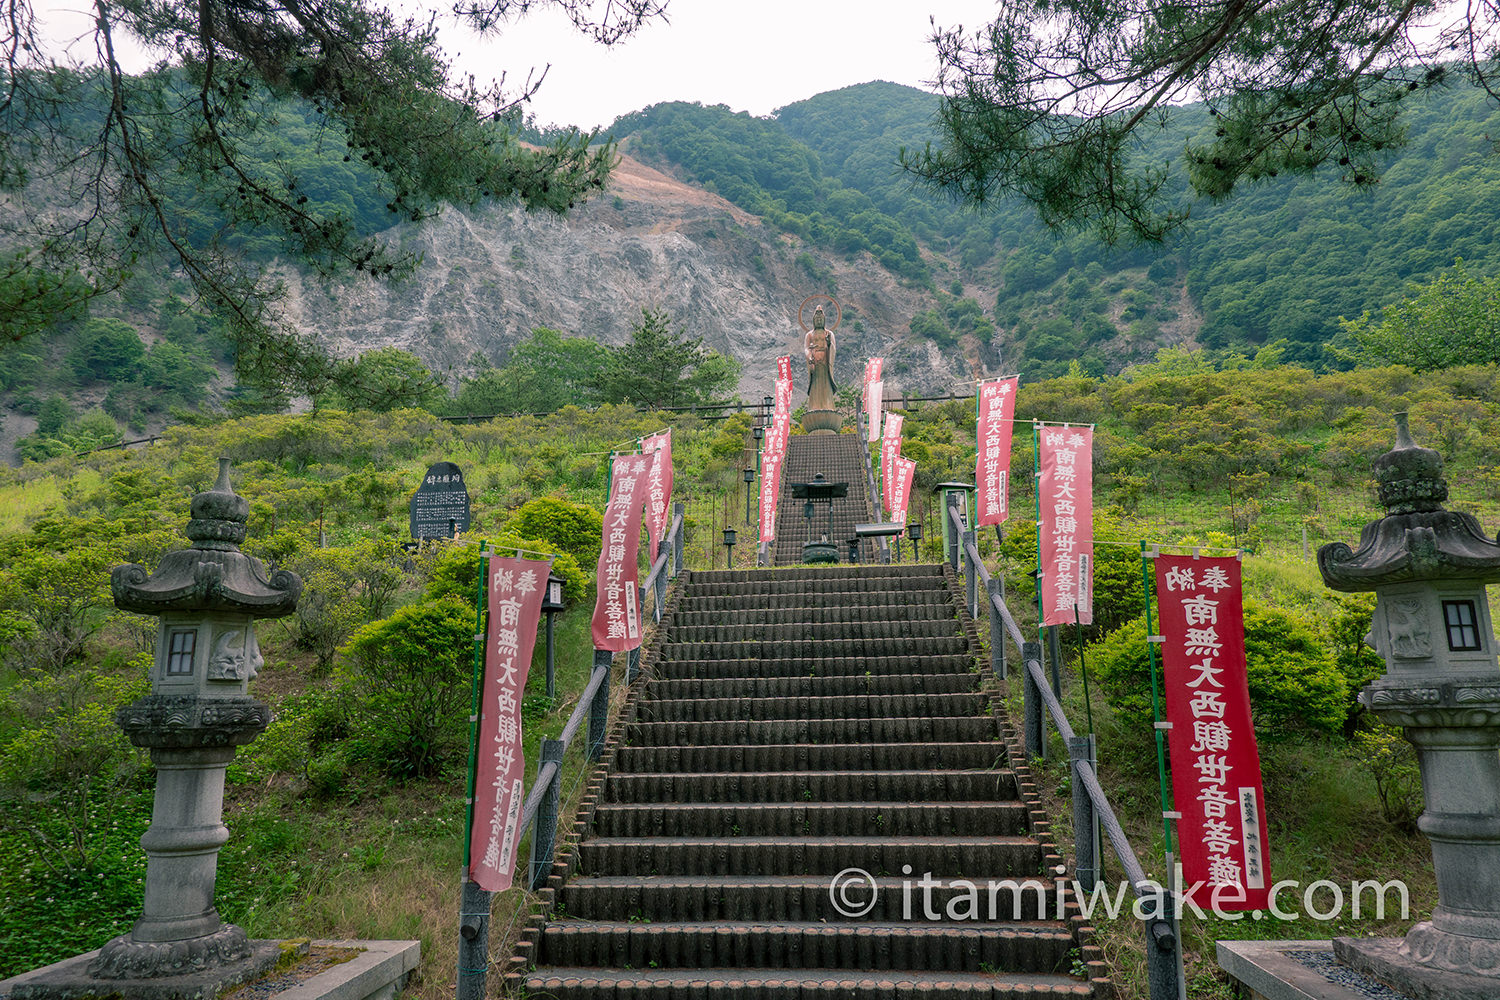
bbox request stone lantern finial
[185,458,250,549]
[1374,412,1449,516]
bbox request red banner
[889,455,916,527]
[1038,426,1093,626]
[469,554,550,891]
[591,452,655,651]
[641,430,673,559]
[1154,554,1271,911]
[880,412,904,513]
[976,377,1019,527]
[759,358,793,543]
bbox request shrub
[1090,599,1348,739]
[508,496,605,570]
[337,596,476,779]
[426,537,588,604]
[1352,724,1423,832]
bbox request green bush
[337,596,477,779]
[1090,599,1348,739]
[508,496,605,570]
[426,536,588,604]
[1352,724,1423,832]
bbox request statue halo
[798,294,842,333]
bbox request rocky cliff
[280,151,984,400]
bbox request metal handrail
[945,501,1183,1000]
[457,503,688,1000]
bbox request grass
[990,594,1438,1000]
[209,598,645,1000]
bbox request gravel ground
[1287,950,1413,1000]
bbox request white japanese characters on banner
[469,554,549,891]
[1154,553,1272,910]
[640,430,673,559]
[1037,425,1094,626]
[759,357,794,543]
[889,455,916,528]
[590,452,655,651]
[976,376,1019,527]
[880,412,904,514]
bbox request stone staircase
[507,564,1107,999]
[772,434,880,565]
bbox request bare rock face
[279,154,977,399]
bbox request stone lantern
[85,460,300,991]
[1318,413,1500,994]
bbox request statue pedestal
[801,409,841,434]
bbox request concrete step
[537,920,1077,973]
[519,966,1095,1000]
[589,801,1030,838]
[648,655,979,681]
[670,604,954,628]
[558,874,1064,923]
[665,620,963,643]
[576,836,1043,878]
[643,672,979,701]
[657,636,969,663]
[600,770,1020,804]
[613,743,1007,775]
[634,691,990,723]
[622,716,1000,747]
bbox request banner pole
[1141,540,1176,859]
[457,540,491,1000]
[1033,422,1044,636]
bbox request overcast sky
[36,1,1000,131]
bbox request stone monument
[1315,412,1500,998]
[799,295,842,434]
[13,459,302,1000]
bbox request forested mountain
[612,79,1500,373]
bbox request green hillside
[3,365,1495,995]
[613,80,1500,374]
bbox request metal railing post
[946,494,961,570]
[456,879,491,1000]
[672,503,685,576]
[628,645,641,685]
[588,649,612,760]
[963,527,978,618]
[1022,641,1045,760]
[1145,891,1183,1000]
[987,576,1007,679]
[527,739,565,890]
[655,541,669,622]
[1068,734,1101,892]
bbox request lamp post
[722,527,736,568]
[763,394,774,426]
[907,521,924,564]
[541,572,566,701]
[752,424,764,475]
[743,467,755,526]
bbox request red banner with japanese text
[889,455,916,528]
[1154,554,1271,911]
[641,430,673,559]
[591,452,655,651]
[759,358,793,543]
[469,554,550,891]
[1038,426,1094,626]
[976,376,1019,527]
[880,412,904,513]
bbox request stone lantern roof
[1318,413,1500,591]
[111,458,302,617]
